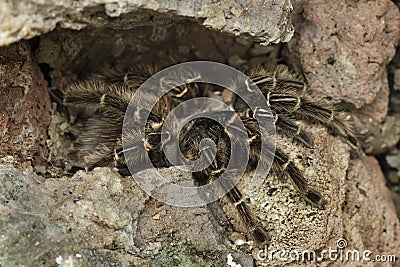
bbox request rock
[228,55,247,68]
[0,164,228,266]
[391,190,400,218]
[1,0,399,266]
[0,125,386,267]
[221,125,399,266]
[0,42,52,165]
[32,21,280,82]
[0,0,294,46]
[388,171,400,185]
[359,115,400,154]
[287,0,399,109]
[0,165,147,265]
[285,0,400,154]
[134,168,227,251]
[344,157,400,265]
[249,44,275,57]
[220,124,342,265]
[387,151,400,171]
[394,69,400,91]
[227,251,254,267]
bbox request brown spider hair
[64,63,358,246]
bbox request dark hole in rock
[34,19,283,172]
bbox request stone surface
[0,41,52,165]
[228,124,350,266]
[223,125,399,266]
[344,156,400,267]
[1,130,399,266]
[0,0,294,47]
[352,113,400,155]
[288,0,399,110]
[34,22,286,84]
[0,164,231,266]
[0,165,145,266]
[285,0,400,154]
[0,0,399,266]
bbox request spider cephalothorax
[64,63,358,246]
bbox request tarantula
[64,63,358,246]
